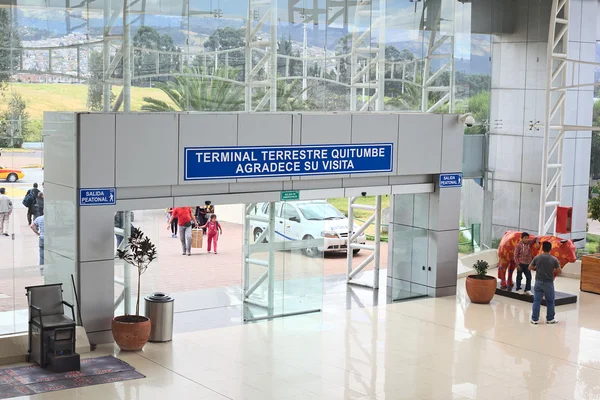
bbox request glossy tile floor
[16,275,600,400]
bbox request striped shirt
[514,241,533,265]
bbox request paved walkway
[118,209,387,302]
[0,208,388,315]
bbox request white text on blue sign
[79,188,116,206]
[184,144,394,181]
[439,173,463,188]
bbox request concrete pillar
[488,0,596,242]
[387,114,464,298]
[387,185,461,298]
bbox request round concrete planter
[112,315,151,351]
[465,275,497,304]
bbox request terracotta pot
[112,315,151,351]
[465,275,497,304]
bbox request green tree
[141,67,245,112]
[87,50,116,111]
[464,90,490,135]
[195,27,246,72]
[0,9,21,85]
[456,72,491,96]
[277,35,302,78]
[204,27,245,52]
[132,26,180,86]
[385,46,416,98]
[253,80,317,111]
[589,185,600,221]
[0,92,29,148]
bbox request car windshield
[297,203,345,221]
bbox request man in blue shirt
[30,215,44,275]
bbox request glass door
[390,194,430,301]
[242,200,323,321]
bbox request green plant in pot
[112,226,157,351]
[465,259,496,304]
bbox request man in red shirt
[514,232,538,295]
[167,207,197,256]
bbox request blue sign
[184,143,394,181]
[439,173,463,188]
[79,188,116,206]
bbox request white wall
[48,111,464,343]
[489,0,595,243]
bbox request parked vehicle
[250,200,367,257]
[0,166,24,182]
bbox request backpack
[22,191,36,208]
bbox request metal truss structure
[347,196,382,289]
[1,0,454,114]
[243,203,276,316]
[539,0,600,235]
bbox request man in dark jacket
[25,183,40,224]
[33,192,44,220]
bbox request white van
[250,200,367,257]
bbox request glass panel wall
[389,193,431,301]
[0,0,500,335]
[243,200,323,321]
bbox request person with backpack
[200,214,223,254]
[23,183,40,224]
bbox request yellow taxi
[0,166,25,182]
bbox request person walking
[530,241,561,325]
[167,207,197,256]
[23,183,40,225]
[200,214,223,254]
[33,192,44,220]
[195,206,208,234]
[167,208,178,238]
[30,215,45,275]
[0,188,13,237]
[514,232,537,295]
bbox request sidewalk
[1,208,388,314]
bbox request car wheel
[302,235,321,258]
[7,173,17,183]
[254,228,267,243]
[352,249,361,255]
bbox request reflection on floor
[170,269,425,334]
[22,274,600,400]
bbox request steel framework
[1,0,454,114]
[539,0,600,235]
[346,196,382,288]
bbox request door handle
[422,266,425,271]
[279,221,283,224]
[428,267,431,271]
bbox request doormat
[0,356,145,398]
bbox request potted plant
[113,227,157,351]
[465,260,496,304]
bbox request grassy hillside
[0,83,176,120]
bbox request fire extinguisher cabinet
[556,206,573,234]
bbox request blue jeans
[39,237,44,266]
[531,280,555,322]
